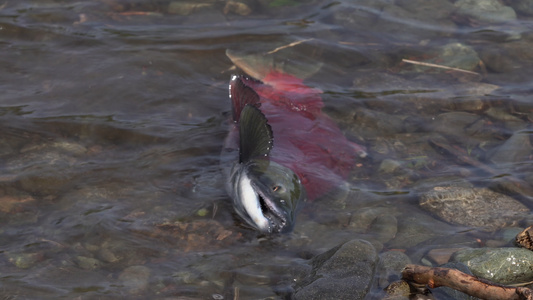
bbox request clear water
[1,0,532,298]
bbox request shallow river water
[1,0,533,299]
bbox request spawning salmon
[223,62,366,233]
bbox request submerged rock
[5,140,87,196]
[489,130,532,165]
[479,48,517,73]
[168,2,214,15]
[373,214,399,244]
[7,252,44,269]
[377,250,411,288]
[484,106,527,131]
[293,239,378,300]
[383,280,411,300]
[454,0,517,23]
[413,42,480,73]
[387,211,456,249]
[452,247,533,284]
[419,186,529,230]
[76,256,102,270]
[347,206,399,242]
[152,219,243,252]
[331,2,380,32]
[0,195,35,214]
[349,108,406,139]
[508,0,533,16]
[378,159,403,174]
[372,2,456,42]
[118,265,151,294]
[395,0,455,20]
[223,1,252,15]
[17,172,72,196]
[425,248,466,265]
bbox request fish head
[230,158,305,233]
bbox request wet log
[402,264,533,300]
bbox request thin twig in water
[234,286,239,300]
[115,11,162,16]
[221,65,237,74]
[267,38,314,54]
[402,58,480,75]
[339,41,380,46]
[212,202,218,219]
[39,238,68,249]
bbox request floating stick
[402,58,480,75]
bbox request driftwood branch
[266,38,314,54]
[402,264,533,300]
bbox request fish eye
[272,185,283,192]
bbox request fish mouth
[255,188,290,233]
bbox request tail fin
[227,49,324,116]
[226,49,323,82]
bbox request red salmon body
[232,71,365,201]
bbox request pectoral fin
[239,104,273,163]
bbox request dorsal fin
[229,75,261,122]
[239,104,273,163]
